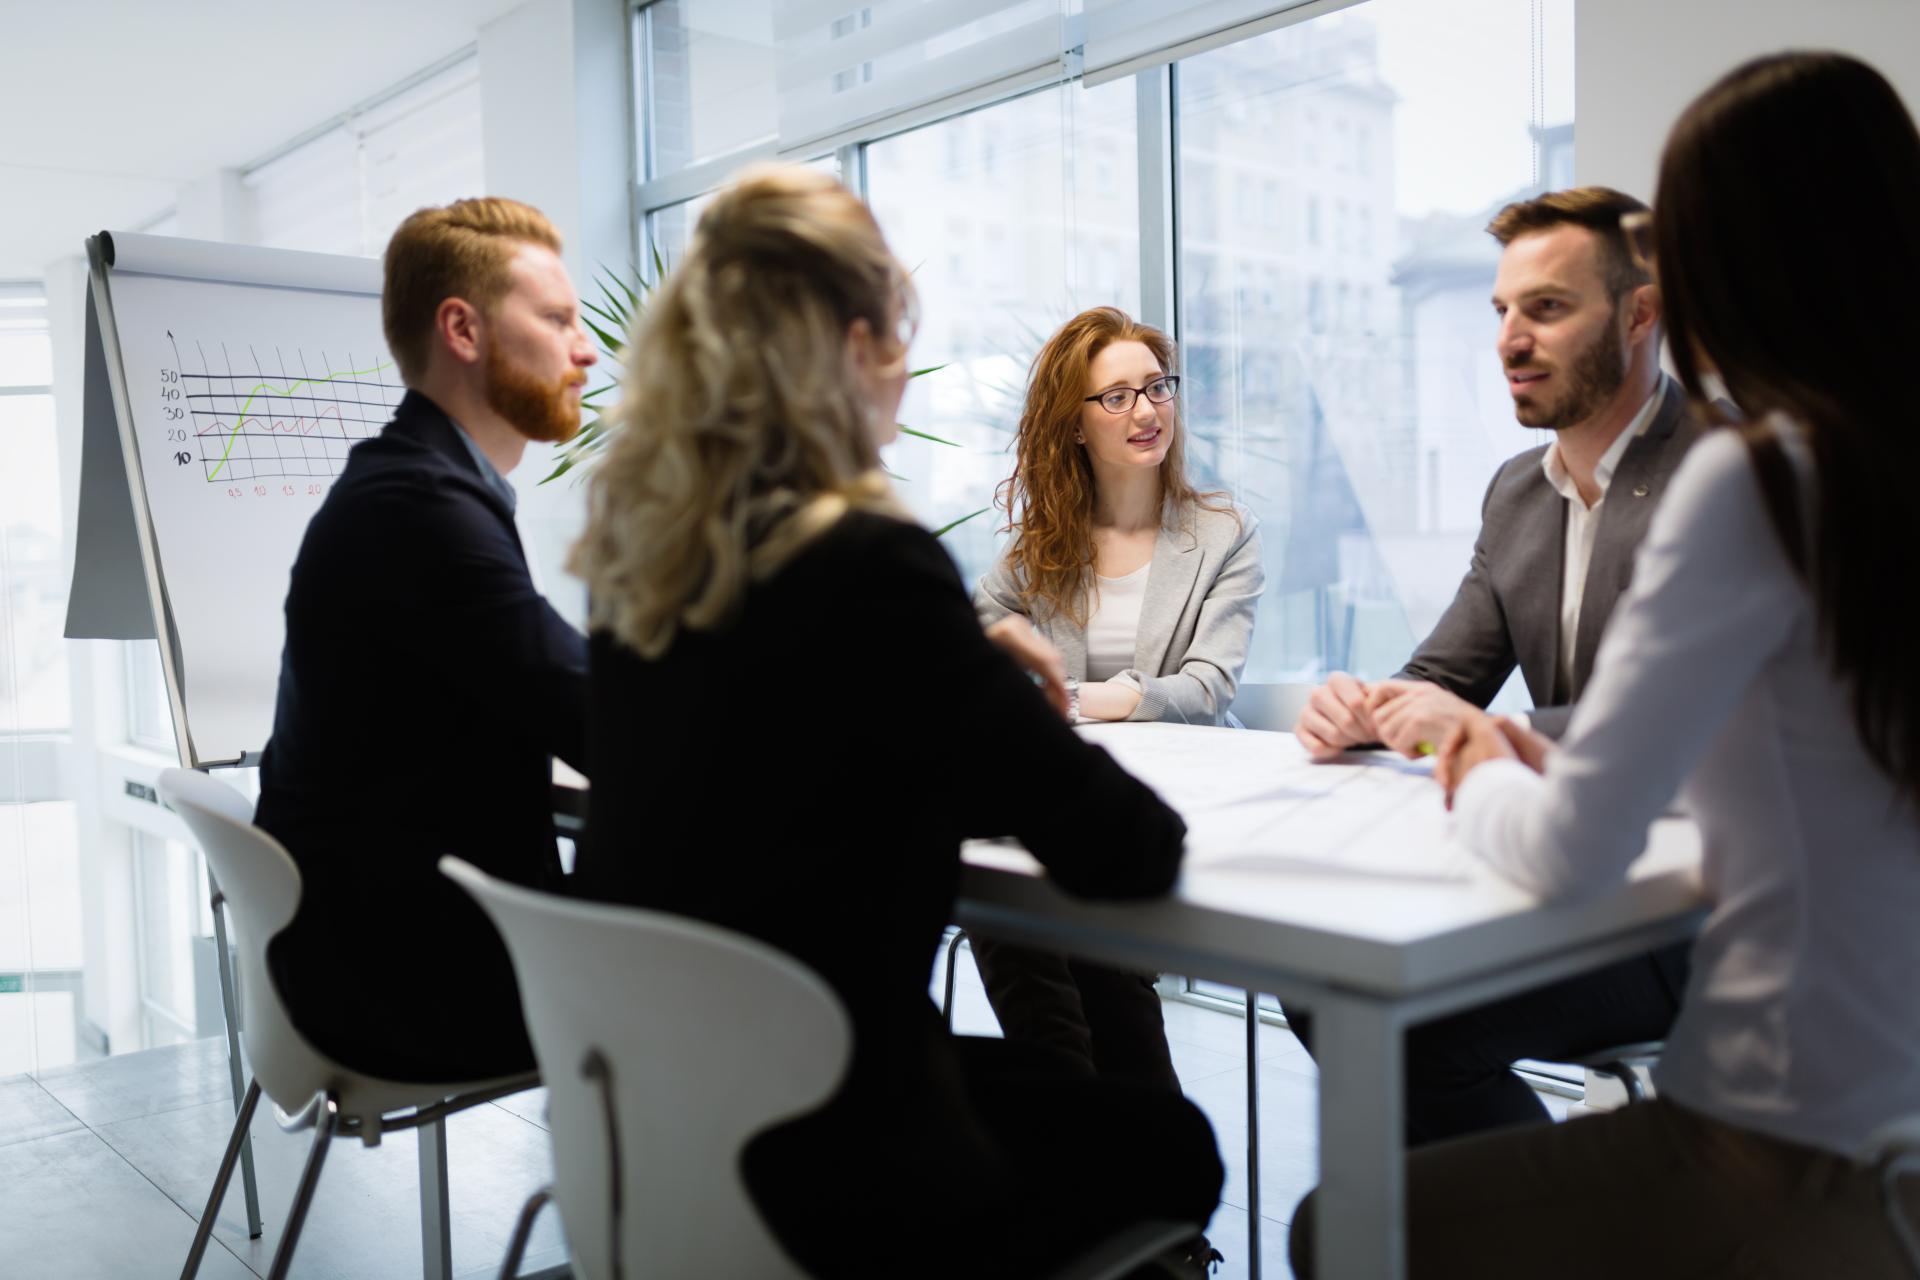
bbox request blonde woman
[568,168,1222,1277]
[967,307,1262,1111]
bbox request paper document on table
[1079,723,1470,881]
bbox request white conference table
[955,721,1705,1280]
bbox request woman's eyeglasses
[1085,374,1181,415]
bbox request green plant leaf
[898,424,962,447]
[582,316,625,355]
[581,296,626,331]
[594,279,633,327]
[909,363,948,379]
[932,507,990,538]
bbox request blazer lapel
[1133,523,1203,675]
[1570,380,1689,696]
[1051,617,1089,683]
[1507,474,1569,708]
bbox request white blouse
[1455,424,1920,1157]
[1085,561,1150,683]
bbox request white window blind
[1082,0,1360,85]
[773,0,1072,155]
[244,56,484,257]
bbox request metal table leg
[1314,993,1404,1280]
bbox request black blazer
[571,510,1186,1125]
[1398,379,1706,738]
[254,391,587,1078]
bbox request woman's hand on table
[1435,710,1532,809]
[984,616,1071,719]
[1076,679,1143,723]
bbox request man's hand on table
[1367,680,1477,759]
[1295,672,1378,759]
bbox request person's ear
[436,297,485,366]
[1626,282,1661,347]
[845,315,877,372]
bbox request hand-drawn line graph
[172,334,404,483]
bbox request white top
[1085,561,1150,682]
[1540,381,1664,680]
[1458,423,1920,1156]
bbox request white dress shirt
[1085,562,1150,683]
[1457,422,1920,1157]
[1540,381,1664,682]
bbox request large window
[640,0,779,178]
[631,0,1572,692]
[1179,0,1572,691]
[867,78,1141,586]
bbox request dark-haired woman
[1291,50,1920,1278]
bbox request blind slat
[774,0,1069,152]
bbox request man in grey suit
[1291,186,1703,1144]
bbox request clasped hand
[1295,674,1477,760]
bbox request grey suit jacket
[975,503,1264,726]
[1398,378,1706,738]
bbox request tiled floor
[2,949,1566,1279]
[2,1045,568,1280]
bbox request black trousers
[966,932,1183,1092]
[1285,941,1691,1147]
[743,1036,1224,1278]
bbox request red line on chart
[196,405,347,437]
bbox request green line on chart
[205,361,393,481]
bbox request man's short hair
[381,197,564,383]
[1486,186,1652,297]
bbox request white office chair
[442,857,1199,1280]
[157,769,537,1280]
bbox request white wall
[1577,0,1920,201]
[478,0,633,623]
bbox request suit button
[1632,483,1650,497]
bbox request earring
[1074,433,1085,443]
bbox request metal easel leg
[208,872,263,1238]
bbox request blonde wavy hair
[570,165,916,658]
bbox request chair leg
[267,1094,338,1280]
[943,929,969,1032]
[1245,990,1262,1280]
[420,1116,453,1280]
[498,1186,553,1280]
[179,1077,263,1280]
[208,875,263,1238]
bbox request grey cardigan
[974,503,1264,726]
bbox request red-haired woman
[969,306,1263,1102]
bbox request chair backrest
[157,768,335,1114]
[441,857,851,1280]
[1230,681,1315,733]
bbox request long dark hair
[1655,51,1920,802]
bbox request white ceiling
[0,0,530,280]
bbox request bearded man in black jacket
[254,198,595,1081]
